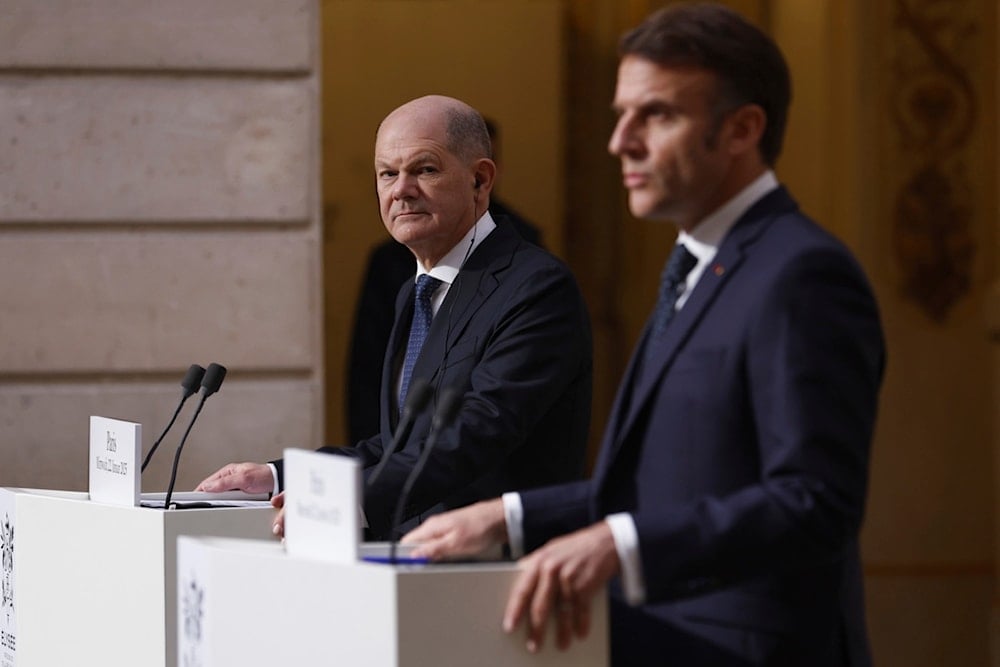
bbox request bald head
[378,95,492,164]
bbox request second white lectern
[177,536,608,667]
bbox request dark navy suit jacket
[346,205,542,443]
[520,187,885,666]
[277,221,592,538]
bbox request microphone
[388,385,463,562]
[366,378,433,488]
[141,364,205,473]
[162,363,227,509]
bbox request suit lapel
[382,279,416,433]
[407,223,518,389]
[600,187,798,467]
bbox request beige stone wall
[0,0,323,493]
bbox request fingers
[399,514,444,545]
[272,506,285,537]
[403,500,507,561]
[503,555,584,654]
[502,559,538,636]
[557,568,592,641]
[554,597,575,651]
[527,559,559,653]
[194,465,229,492]
[408,526,467,561]
[196,462,272,494]
[400,516,450,560]
[503,523,620,653]
[195,463,241,492]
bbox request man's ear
[725,103,767,157]
[472,159,497,194]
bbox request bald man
[198,96,593,540]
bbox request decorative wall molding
[890,0,979,322]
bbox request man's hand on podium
[401,499,507,561]
[195,462,274,494]
[502,522,619,654]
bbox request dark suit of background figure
[518,188,885,666]
[308,220,588,539]
[346,201,542,443]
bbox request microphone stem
[163,396,207,509]
[140,399,187,473]
[388,431,439,563]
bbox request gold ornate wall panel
[886,0,993,322]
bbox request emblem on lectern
[181,575,204,667]
[183,577,204,644]
[1,513,12,621]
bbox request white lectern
[177,536,608,667]
[4,488,275,667]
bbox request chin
[391,221,430,241]
[628,195,663,220]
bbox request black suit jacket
[520,187,885,666]
[346,204,541,443]
[284,221,591,538]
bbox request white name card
[0,488,16,667]
[282,448,360,563]
[88,416,141,507]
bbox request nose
[392,172,418,200]
[608,113,639,158]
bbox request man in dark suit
[197,95,592,540]
[346,117,542,443]
[404,4,885,666]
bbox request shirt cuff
[267,463,280,496]
[502,492,525,559]
[606,513,645,606]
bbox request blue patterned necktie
[651,243,698,335]
[399,274,442,409]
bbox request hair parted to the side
[619,2,791,166]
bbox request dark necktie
[651,243,698,335]
[399,274,442,408]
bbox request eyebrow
[375,151,442,170]
[612,99,677,116]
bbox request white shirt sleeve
[501,492,525,558]
[267,463,280,496]
[605,512,646,605]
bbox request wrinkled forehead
[376,107,450,152]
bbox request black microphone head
[200,363,227,398]
[180,364,206,399]
[431,386,463,430]
[401,378,433,420]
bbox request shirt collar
[679,170,779,262]
[415,211,497,285]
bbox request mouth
[622,172,648,189]
[394,210,427,222]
